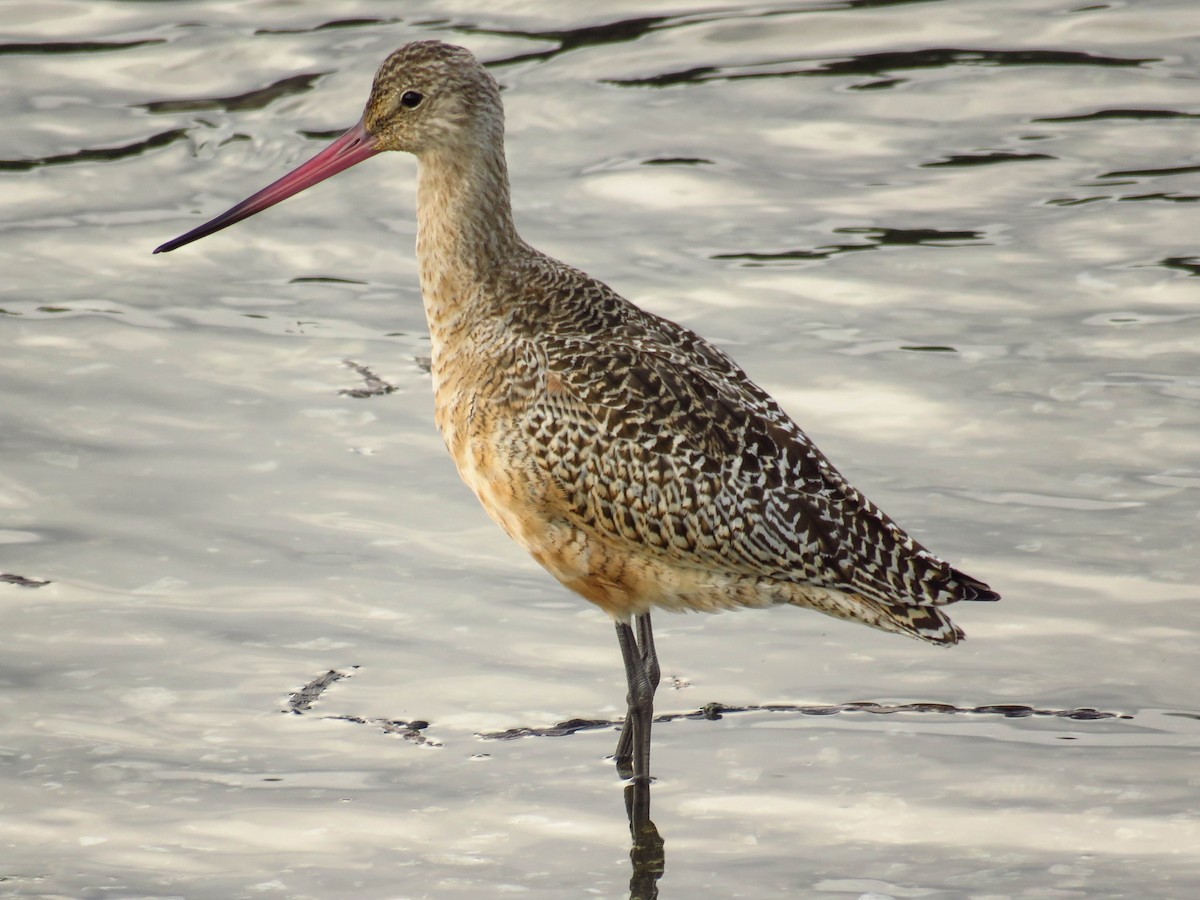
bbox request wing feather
[499,255,996,616]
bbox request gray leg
[636,613,661,696]
[613,613,659,783]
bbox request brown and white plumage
[372,42,997,643]
[445,245,998,643]
[155,41,998,790]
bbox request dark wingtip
[961,578,1000,603]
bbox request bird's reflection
[312,698,1128,897]
[624,778,664,899]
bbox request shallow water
[3,1,1199,897]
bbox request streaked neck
[415,137,523,327]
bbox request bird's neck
[415,139,523,332]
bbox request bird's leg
[612,620,640,778]
[613,613,658,784]
[635,612,661,697]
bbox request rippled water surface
[3,1,1200,897]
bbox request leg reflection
[624,778,665,899]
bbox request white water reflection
[3,1,1200,897]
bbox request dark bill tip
[154,119,380,254]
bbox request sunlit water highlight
[2,1,1199,897]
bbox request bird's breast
[429,319,549,529]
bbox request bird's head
[363,41,503,156]
[153,41,497,254]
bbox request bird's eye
[400,90,424,109]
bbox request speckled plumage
[155,40,999,795]
[370,41,998,645]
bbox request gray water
[3,1,1199,897]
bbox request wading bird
[155,40,998,793]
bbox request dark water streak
[0,128,188,171]
[713,227,986,266]
[140,72,326,115]
[0,39,163,56]
[604,47,1157,88]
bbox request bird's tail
[858,565,999,645]
[782,582,974,645]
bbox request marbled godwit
[155,41,998,786]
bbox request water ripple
[255,18,401,36]
[0,128,187,172]
[606,47,1157,88]
[921,151,1056,168]
[0,39,164,56]
[964,491,1143,511]
[1034,108,1200,124]
[1158,257,1200,277]
[1098,162,1200,180]
[139,72,326,115]
[463,14,675,66]
[713,226,985,266]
